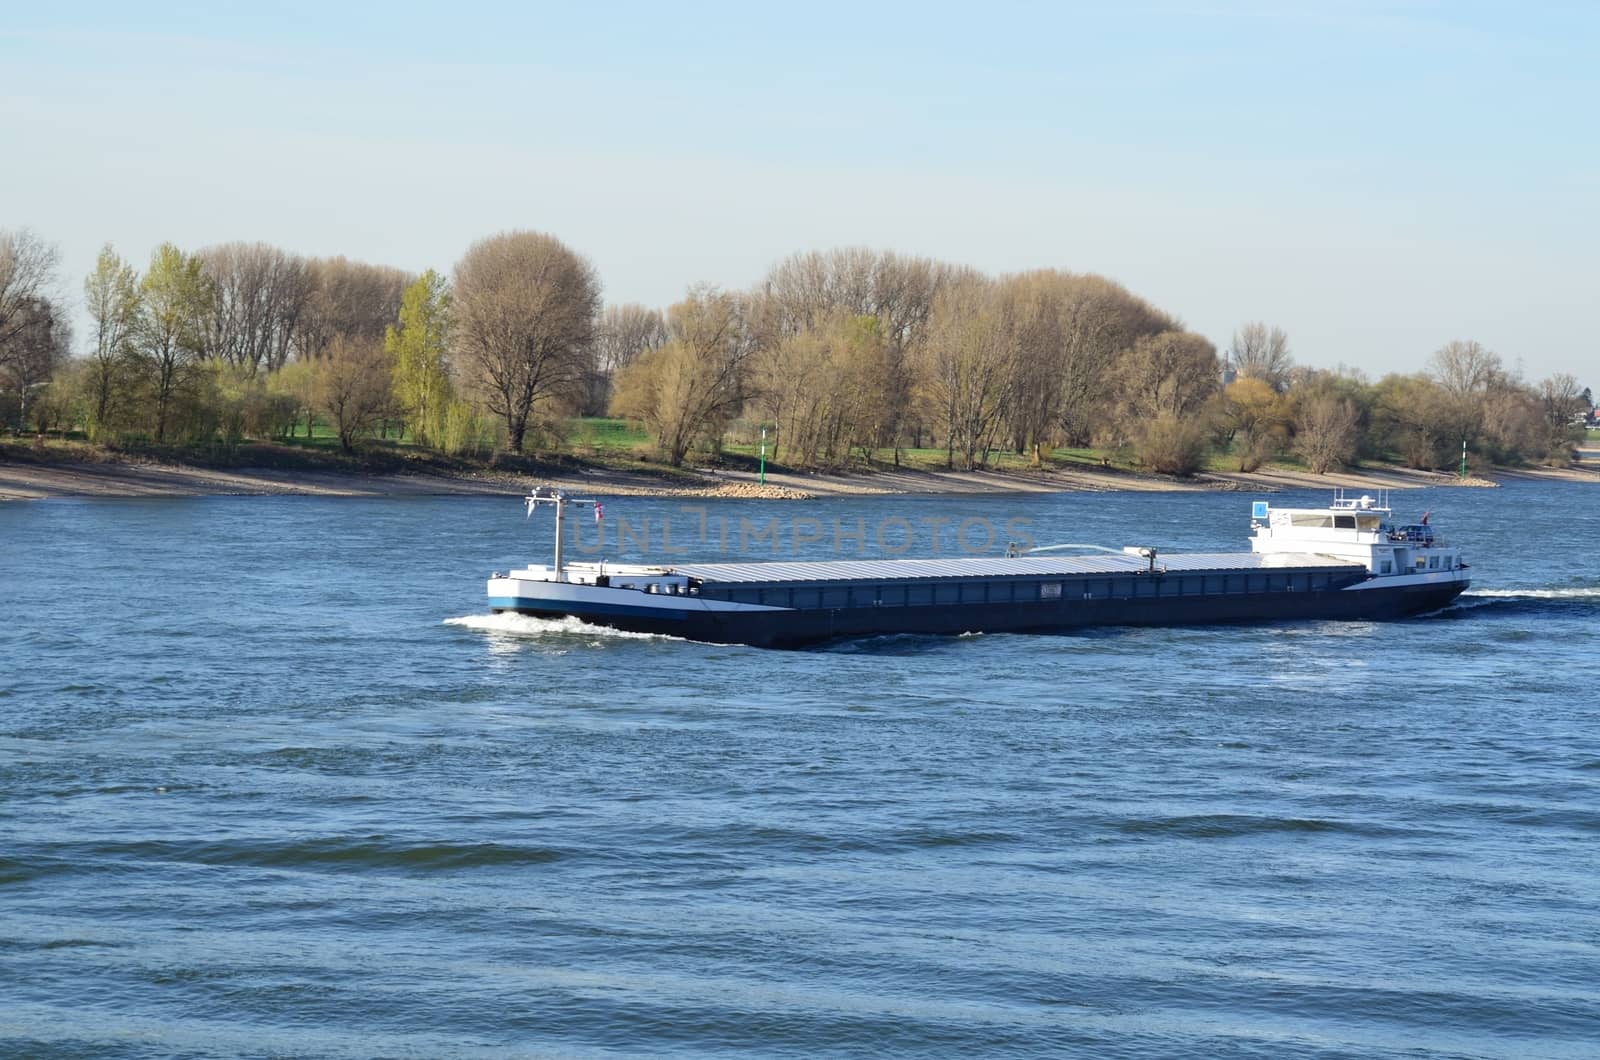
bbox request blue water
[3,482,1598,1058]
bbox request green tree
[385,269,452,446]
[137,243,212,442]
[1137,415,1210,475]
[1221,376,1287,471]
[82,245,142,439]
[316,335,392,452]
[1373,373,1456,469]
[272,359,322,440]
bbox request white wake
[444,612,672,641]
[1464,588,1600,600]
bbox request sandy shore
[6,451,1593,503]
[0,460,812,503]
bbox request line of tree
[1215,336,1591,475]
[1,227,1591,474]
[609,249,1591,474]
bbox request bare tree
[757,324,835,467]
[596,304,669,375]
[1536,372,1585,430]
[1429,339,1500,400]
[290,256,410,362]
[0,229,60,375]
[0,296,69,430]
[1001,271,1176,462]
[1228,322,1293,391]
[756,248,954,461]
[584,303,668,416]
[268,258,316,370]
[1117,330,1220,423]
[199,242,313,375]
[611,286,758,466]
[1419,338,1511,462]
[453,231,601,453]
[759,247,879,336]
[759,247,947,346]
[863,255,949,459]
[1294,389,1360,473]
[315,335,392,452]
[1372,373,1453,469]
[1479,380,1543,463]
[917,274,1016,470]
[755,311,886,467]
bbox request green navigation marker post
[1460,439,1468,479]
[760,427,767,486]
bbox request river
[3,481,1597,1057]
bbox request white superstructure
[1249,491,1469,591]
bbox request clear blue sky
[3,1,1595,382]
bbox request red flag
[595,502,604,523]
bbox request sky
[2,1,1595,383]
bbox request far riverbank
[4,447,1595,503]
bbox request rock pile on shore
[527,477,816,501]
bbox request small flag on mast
[594,502,604,523]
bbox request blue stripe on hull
[488,596,690,621]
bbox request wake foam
[444,612,670,641]
[1445,586,1600,617]
[1465,588,1600,600]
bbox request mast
[525,486,601,583]
[553,494,564,578]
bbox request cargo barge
[485,490,1470,647]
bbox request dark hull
[496,580,1469,648]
